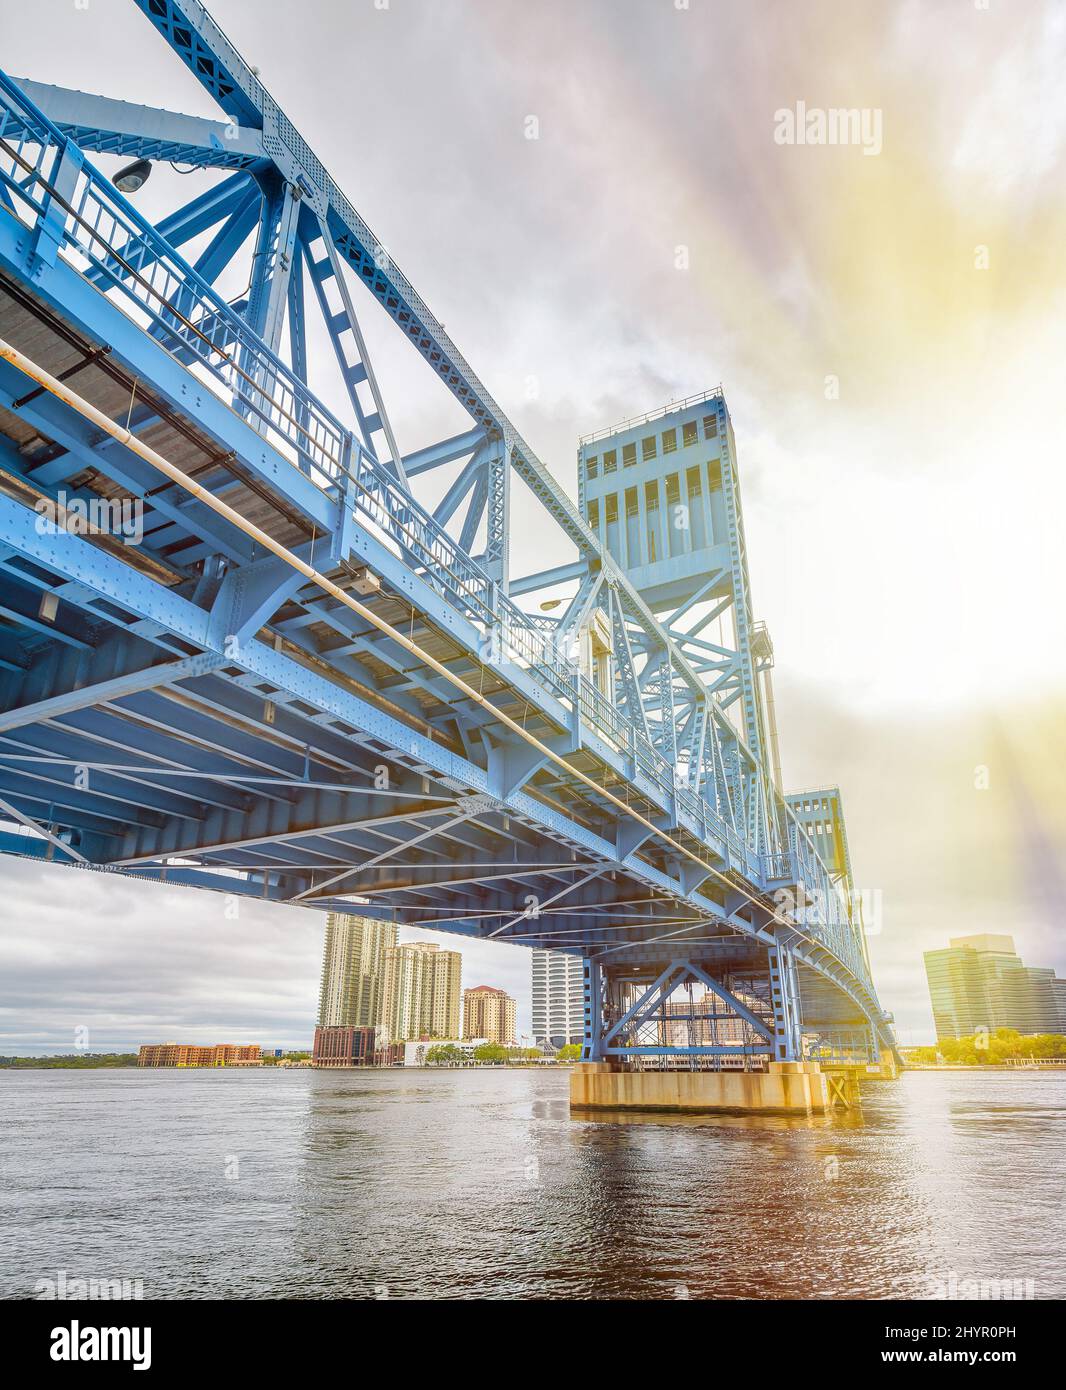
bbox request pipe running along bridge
[0,0,895,1100]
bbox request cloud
[0,855,537,1053]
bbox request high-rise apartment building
[463,986,517,1045]
[317,913,397,1028]
[532,950,584,1047]
[382,940,462,1041]
[923,934,1064,1041]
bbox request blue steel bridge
[0,0,895,1069]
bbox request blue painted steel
[0,11,896,1068]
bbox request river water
[1,1068,1062,1300]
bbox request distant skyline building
[1053,979,1066,1033]
[923,934,1064,1041]
[532,950,584,1047]
[463,986,517,1045]
[382,940,462,1041]
[138,1043,261,1067]
[317,914,397,1029]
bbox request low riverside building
[403,1038,486,1066]
[312,1025,403,1068]
[138,1043,261,1067]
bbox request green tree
[557,1043,582,1062]
[912,1029,1066,1066]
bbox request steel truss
[0,1,894,1067]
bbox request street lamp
[112,159,152,194]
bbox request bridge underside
[0,262,884,1069]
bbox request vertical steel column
[582,957,604,1061]
[245,175,300,354]
[483,437,510,592]
[768,940,802,1062]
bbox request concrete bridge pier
[569,1060,832,1116]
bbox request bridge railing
[0,72,348,492]
[0,73,873,983]
[780,814,870,981]
[346,452,497,626]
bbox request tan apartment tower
[382,940,462,1041]
[318,914,398,1028]
[463,986,517,1045]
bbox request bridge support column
[768,940,802,1062]
[570,951,830,1114]
[875,1048,900,1080]
[581,957,605,1061]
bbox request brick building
[138,1043,261,1067]
[312,1025,403,1067]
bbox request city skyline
[4,833,1062,1052]
[924,933,1066,1042]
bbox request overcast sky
[1,0,1064,1051]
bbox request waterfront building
[403,1038,487,1067]
[138,1043,261,1067]
[923,934,1065,1041]
[531,950,584,1047]
[923,940,992,1039]
[382,940,462,1041]
[312,1026,403,1068]
[463,986,517,1044]
[317,913,397,1028]
[1053,978,1066,1033]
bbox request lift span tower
[0,1,895,1110]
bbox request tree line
[907,1028,1066,1065]
[424,1042,583,1065]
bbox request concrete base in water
[570,1061,831,1115]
